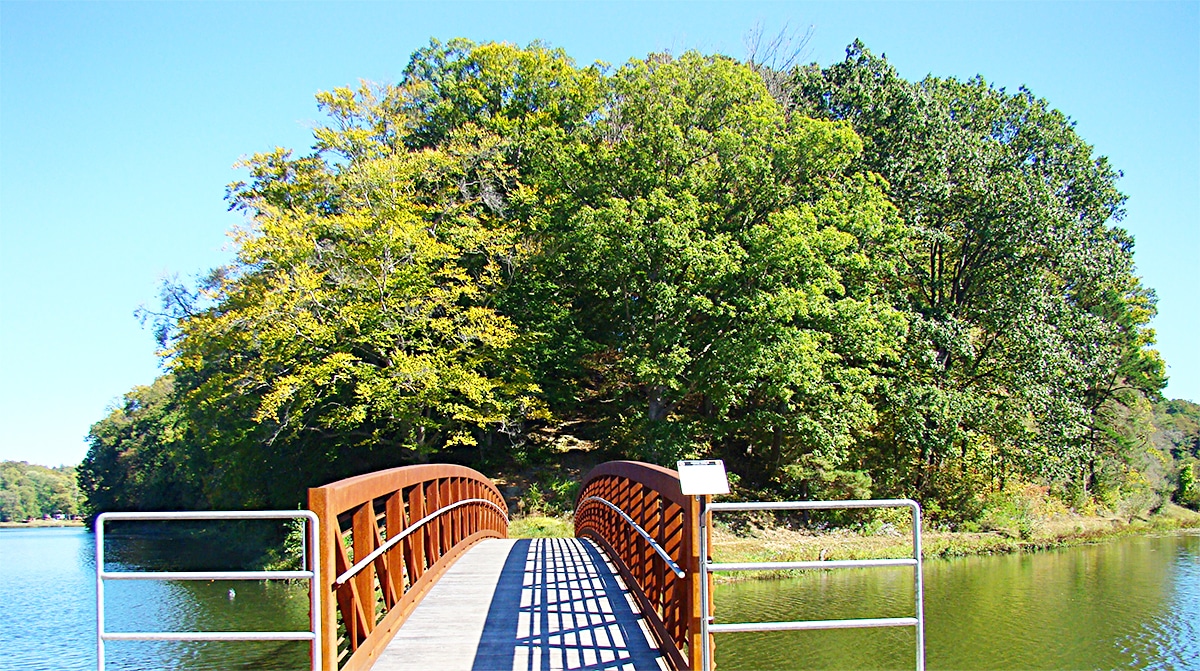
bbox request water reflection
[0,528,98,671]
[3,527,1197,671]
[0,526,311,671]
[102,579,310,670]
[713,531,1200,671]
[1116,533,1200,671]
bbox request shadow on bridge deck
[372,537,667,671]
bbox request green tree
[0,461,81,521]
[786,42,1165,513]
[522,52,906,487]
[86,38,1171,521]
[78,376,199,516]
[1152,398,1200,510]
[1177,462,1199,509]
[129,41,908,507]
[160,80,561,509]
[1153,398,1200,461]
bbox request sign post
[677,460,730,671]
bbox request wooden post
[685,493,704,671]
[385,491,404,604]
[351,504,376,634]
[307,486,339,671]
[406,485,425,583]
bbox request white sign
[677,460,730,496]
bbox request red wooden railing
[308,464,508,671]
[574,461,710,670]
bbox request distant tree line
[79,39,1191,522]
[1154,399,1200,509]
[1,461,81,521]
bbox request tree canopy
[784,42,1166,514]
[80,38,1178,522]
[1,461,81,521]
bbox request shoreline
[510,503,1200,575]
[711,504,1200,580]
[10,506,1197,565]
[0,519,86,529]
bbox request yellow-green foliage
[0,461,80,521]
[79,38,1177,523]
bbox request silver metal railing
[333,497,509,587]
[95,510,321,671]
[699,499,925,671]
[578,495,687,578]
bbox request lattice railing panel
[574,461,706,671]
[310,465,507,671]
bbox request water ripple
[714,531,1200,670]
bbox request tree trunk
[647,385,669,422]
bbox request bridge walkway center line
[372,537,669,671]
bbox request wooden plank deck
[372,537,668,671]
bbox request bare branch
[743,22,814,113]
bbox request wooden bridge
[307,461,708,671]
[95,460,924,671]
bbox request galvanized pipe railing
[333,497,509,587]
[578,495,686,578]
[308,465,508,671]
[574,461,705,671]
[95,510,320,671]
[702,499,926,671]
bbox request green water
[713,530,1200,670]
[2,527,1197,670]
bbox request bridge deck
[372,537,667,671]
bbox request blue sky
[2,1,1197,467]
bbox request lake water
[0,526,312,671]
[714,529,1200,670]
[1,527,1197,670]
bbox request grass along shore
[507,503,1200,578]
[711,503,1200,577]
[0,518,86,528]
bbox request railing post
[351,504,375,636]
[911,501,925,671]
[385,491,404,602]
[686,493,703,671]
[95,514,106,671]
[308,487,339,671]
[406,485,426,583]
[698,495,710,671]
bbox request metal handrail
[708,558,917,571]
[333,497,509,586]
[101,631,320,641]
[102,570,313,581]
[708,616,920,633]
[699,499,925,671]
[579,495,686,578]
[95,510,320,671]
